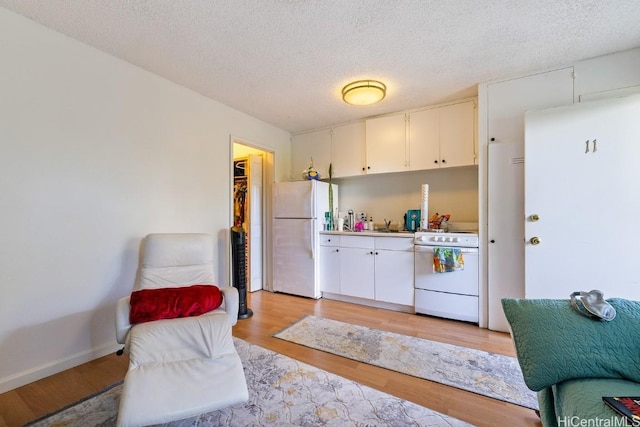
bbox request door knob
[529,214,540,222]
[529,236,541,245]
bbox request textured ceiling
[1,1,639,133]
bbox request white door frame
[229,136,275,292]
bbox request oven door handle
[414,246,478,254]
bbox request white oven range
[414,231,479,323]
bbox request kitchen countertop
[321,230,415,238]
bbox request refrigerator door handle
[310,225,315,259]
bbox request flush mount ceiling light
[342,80,386,106]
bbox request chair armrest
[115,295,132,344]
[219,286,239,326]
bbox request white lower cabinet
[320,234,414,309]
[374,237,414,306]
[339,236,375,299]
[319,235,341,294]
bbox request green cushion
[502,298,640,391]
[553,378,640,426]
[536,387,558,427]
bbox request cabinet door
[374,249,414,305]
[339,247,375,299]
[331,122,366,178]
[487,142,524,332]
[408,108,440,171]
[486,67,573,331]
[365,114,407,174]
[439,101,476,168]
[320,245,340,294]
[292,129,332,180]
[487,67,574,145]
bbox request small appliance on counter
[406,209,421,232]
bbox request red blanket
[129,284,223,324]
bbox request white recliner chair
[115,233,249,427]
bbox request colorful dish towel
[433,247,464,273]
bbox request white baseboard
[0,342,122,394]
[321,292,414,314]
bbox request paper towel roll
[421,184,429,230]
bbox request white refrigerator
[272,180,337,299]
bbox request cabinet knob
[362,167,365,171]
[490,239,495,243]
[375,251,378,255]
[367,166,371,170]
[490,137,495,141]
[369,251,374,255]
[327,239,331,242]
[442,159,446,164]
[434,160,438,164]
[336,249,339,253]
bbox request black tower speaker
[231,226,253,319]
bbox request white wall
[335,166,478,227]
[0,7,290,392]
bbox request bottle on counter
[368,217,374,231]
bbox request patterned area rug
[274,315,538,410]
[26,338,470,427]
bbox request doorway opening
[232,140,274,293]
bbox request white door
[525,95,640,300]
[272,181,314,219]
[487,142,524,332]
[248,154,263,292]
[485,67,574,330]
[272,218,319,298]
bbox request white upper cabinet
[365,113,408,174]
[439,101,477,168]
[291,98,478,179]
[408,107,439,170]
[408,100,476,171]
[487,68,574,145]
[331,122,366,178]
[291,128,332,180]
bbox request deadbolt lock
[529,214,540,222]
[529,236,541,245]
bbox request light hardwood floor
[0,291,541,427]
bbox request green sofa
[502,298,640,427]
